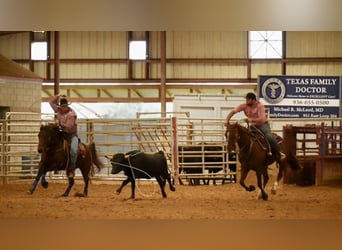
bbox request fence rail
[2,112,342,185]
[0,112,237,185]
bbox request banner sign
[258,76,341,118]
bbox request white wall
[173,94,246,120]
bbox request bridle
[227,123,254,160]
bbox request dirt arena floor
[1,168,342,220]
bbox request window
[129,40,147,60]
[31,41,48,60]
[248,31,283,59]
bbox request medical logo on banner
[258,76,341,118]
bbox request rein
[237,125,271,161]
[228,124,257,161]
[236,127,254,160]
[238,136,254,157]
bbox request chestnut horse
[27,123,103,197]
[226,122,300,200]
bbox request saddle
[63,137,87,159]
[249,126,282,156]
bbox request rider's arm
[225,109,237,126]
[225,103,246,126]
[49,94,60,113]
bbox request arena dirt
[1,167,342,220]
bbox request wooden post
[54,31,60,95]
[160,31,166,117]
[172,117,179,184]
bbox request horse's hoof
[261,193,268,201]
[27,190,33,195]
[41,182,48,189]
[248,185,255,192]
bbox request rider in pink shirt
[225,92,285,161]
[49,94,78,174]
[233,100,267,126]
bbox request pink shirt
[234,101,267,126]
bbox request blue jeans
[254,122,281,155]
[70,135,78,167]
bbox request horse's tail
[89,142,104,172]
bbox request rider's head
[59,95,70,112]
[245,92,257,106]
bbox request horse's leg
[272,161,284,195]
[27,169,44,194]
[256,170,269,201]
[62,171,75,197]
[78,171,89,197]
[239,165,255,192]
[81,175,89,197]
[79,163,90,197]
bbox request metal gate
[283,120,342,185]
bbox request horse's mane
[236,123,249,133]
[43,123,57,129]
[40,123,62,141]
[236,123,266,140]
[229,123,249,138]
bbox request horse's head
[226,122,251,152]
[226,123,238,152]
[37,123,62,153]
